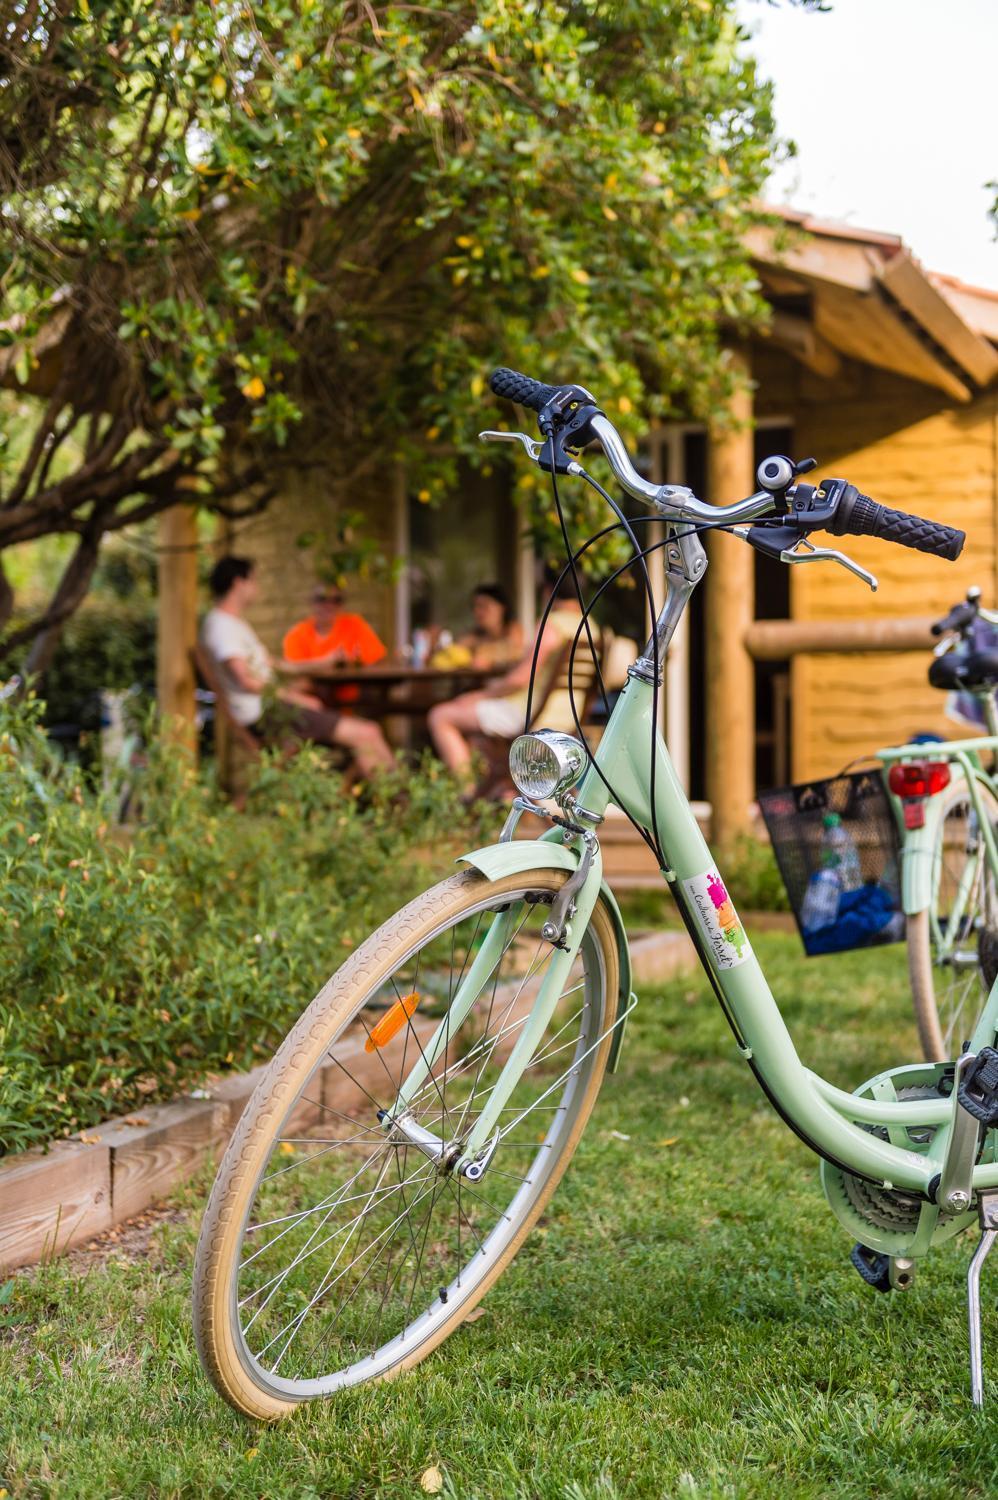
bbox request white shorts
[476,697,527,739]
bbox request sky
[736,0,998,291]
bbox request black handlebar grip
[489,367,561,412]
[931,600,978,636]
[831,487,965,561]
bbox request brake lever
[780,537,878,592]
[478,429,544,462]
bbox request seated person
[283,584,388,705]
[200,557,394,778]
[458,583,524,670]
[427,569,584,786]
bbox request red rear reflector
[887,760,951,800]
[903,801,926,829]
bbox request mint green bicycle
[194,369,998,1419]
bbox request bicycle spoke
[227,880,610,1393]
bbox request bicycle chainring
[840,1086,941,1234]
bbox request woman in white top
[199,557,394,778]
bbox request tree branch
[0,554,13,636]
[3,510,109,673]
[6,376,71,506]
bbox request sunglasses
[314,593,344,606]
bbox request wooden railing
[744,615,936,660]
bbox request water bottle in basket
[822,812,862,892]
[801,865,842,933]
[800,814,860,933]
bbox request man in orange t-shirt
[283,586,387,703]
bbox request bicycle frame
[394,666,998,1204]
[389,406,997,1232]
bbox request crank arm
[936,1052,981,1215]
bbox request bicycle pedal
[958,1048,998,1128]
[850,1243,892,1292]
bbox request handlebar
[932,598,980,637]
[930,588,998,638]
[488,368,774,525]
[488,366,967,563]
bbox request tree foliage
[1,0,777,663]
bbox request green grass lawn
[3,932,996,1499]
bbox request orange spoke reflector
[365,991,421,1052]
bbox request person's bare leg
[428,693,486,781]
[333,715,395,777]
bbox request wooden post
[391,464,410,657]
[516,511,537,641]
[156,503,199,752]
[705,346,754,848]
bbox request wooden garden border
[0,928,695,1274]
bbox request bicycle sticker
[682,871,751,969]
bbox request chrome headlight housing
[509,730,585,802]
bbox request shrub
[38,600,157,731]
[7,596,157,759]
[724,834,790,913]
[0,697,493,1155]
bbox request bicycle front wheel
[193,867,619,1419]
[908,777,998,1060]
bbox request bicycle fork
[381,840,608,1180]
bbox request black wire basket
[758,770,904,957]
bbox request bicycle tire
[193,866,619,1419]
[907,778,998,1060]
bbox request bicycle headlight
[509,730,585,802]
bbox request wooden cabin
[157,209,998,849]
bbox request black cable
[560,519,732,868]
[520,514,664,861]
[548,463,612,720]
[509,417,758,866]
[521,514,665,729]
[525,467,664,861]
[549,468,666,870]
[575,463,666,864]
[518,496,732,867]
[544,455,671,865]
[531,455,665,860]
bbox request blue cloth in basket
[804,882,896,955]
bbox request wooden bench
[190,644,260,806]
[190,646,355,802]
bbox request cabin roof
[749,206,998,401]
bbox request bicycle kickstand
[968,1192,998,1406]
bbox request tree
[1,0,777,671]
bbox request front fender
[458,839,633,1071]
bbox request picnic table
[299,661,493,717]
